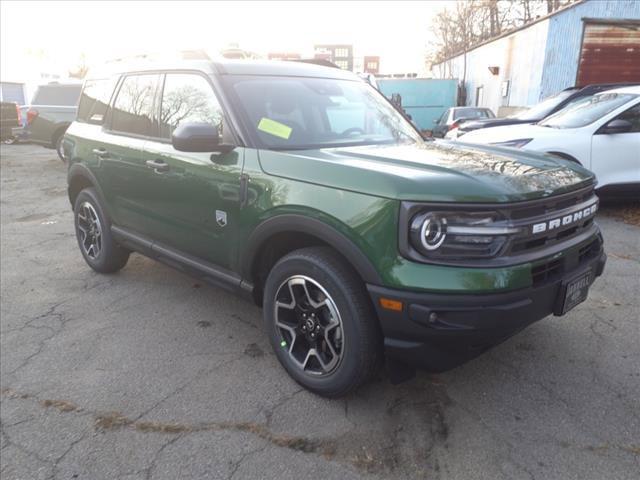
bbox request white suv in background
[458,86,640,198]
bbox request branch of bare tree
[427,0,575,69]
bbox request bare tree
[428,0,575,74]
[547,0,561,13]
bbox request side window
[615,103,640,133]
[159,73,223,139]
[111,74,159,136]
[77,78,116,124]
[437,110,448,125]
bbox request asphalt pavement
[1,143,638,480]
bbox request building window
[335,60,349,70]
[334,48,349,58]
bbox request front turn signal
[379,297,403,312]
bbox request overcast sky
[1,0,447,81]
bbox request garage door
[577,20,640,86]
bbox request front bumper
[368,245,606,373]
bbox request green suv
[65,55,606,397]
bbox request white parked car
[458,86,640,197]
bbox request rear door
[98,73,161,232]
[591,102,640,188]
[141,72,244,269]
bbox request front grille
[578,237,601,263]
[531,259,563,286]
[530,236,602,288]
[501,187,598,257]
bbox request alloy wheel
[274,275,344,376]
[77,202,102,259]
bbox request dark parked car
[458,83,639,136]
[65,57,605,397]
[432,107,495,138]
[1,101,21,142]
[20,83,82,160]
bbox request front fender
[242,213,383,285]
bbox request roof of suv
[90,54,359,81]
[214,59,357,80]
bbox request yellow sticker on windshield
[257,118,292,139]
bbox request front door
[99,73,161,232]
[141,72,243,270]
[591,102,640,189]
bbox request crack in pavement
[0,382,461,477]
[4,301,74,378]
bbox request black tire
[73,188,129,273]
[263,247,382,397]
[55,132,65,162]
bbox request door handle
[145,159,170,173]
[92,148,109,159]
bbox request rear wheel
[263,247,382,397]
[73,188,129,273]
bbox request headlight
[409,211,521,260]
[413,213,447,250]
[491,138,532,148]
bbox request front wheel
[263,247,382,397]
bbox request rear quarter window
[32,85,82,106]
[77,78,117,124]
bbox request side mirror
[172,123,220,152]
[171,122,235,153]
[600,119,632,135]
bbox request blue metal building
[377,79,458,130]
[431,0,640,114]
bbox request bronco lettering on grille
[532,204,597,235]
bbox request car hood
[257,141,594,203]
[460,117,534,131]
[460,124,565,144]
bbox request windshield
[539,93,637,129]
[227,76,422,149]
[512,89,576,121]
[453,108,494,120]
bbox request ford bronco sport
[65,54,606,397]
